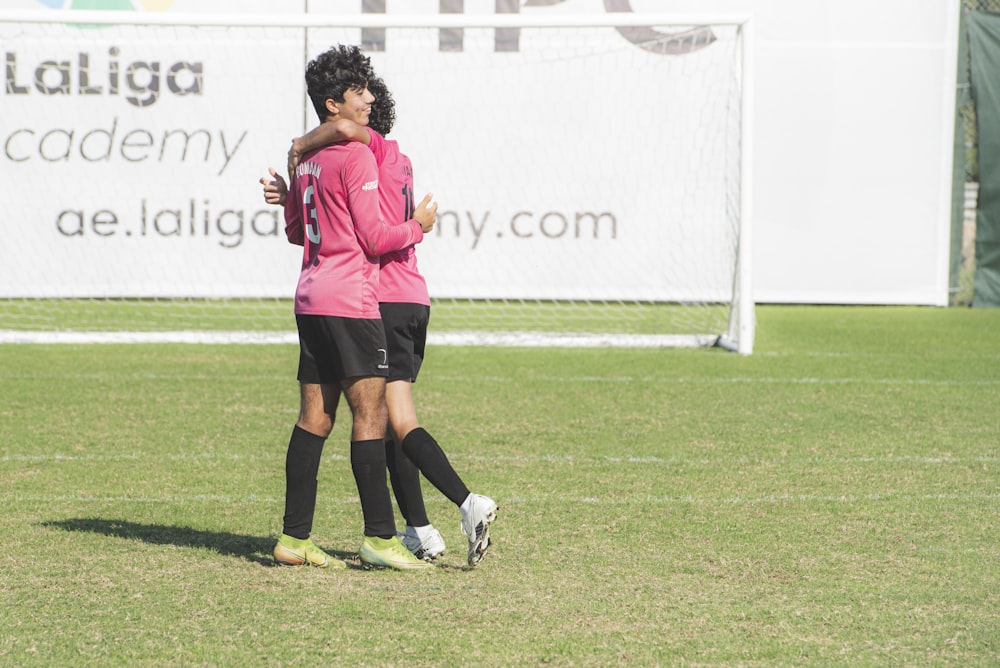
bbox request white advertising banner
[2,17,305,298]
[1,1,742,302]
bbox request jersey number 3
[304,184,321,267]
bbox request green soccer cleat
[273,534,345,569]
[359,535,434,571]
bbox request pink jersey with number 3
[284,141,424,318]
[366,129,431,306]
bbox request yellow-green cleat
[359,535,434,570]
[273,534,345,569]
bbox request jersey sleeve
[366,128,387,166]
[344,146,423,256]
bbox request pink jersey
[366,129,430,306]
[284,141,424,318]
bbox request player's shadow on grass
[42,517,357,567]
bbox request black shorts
[296,314,389,384]
[379,302,429,383]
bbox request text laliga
[4,48,202,108]
[55,200,281,249]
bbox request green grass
[0,298,728,335]
[1,305,998,666]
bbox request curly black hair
[366,75,396,137]
[305,44,374,123]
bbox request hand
[260,167,288,206]
[287,139,304,183]
[413,193,438,234]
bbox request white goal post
[0,9,754,353]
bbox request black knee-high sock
[282,425,326,539]
[401,428,470,507]
[386,438,430,527]
[350,439,396,538]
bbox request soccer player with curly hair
[270,45,438,571]
[264,63,498,569]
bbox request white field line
[0,330,712,348]
[12,491,1000,505]
[2,371,997,387]
[505,376,1000,386]
[4,453,999,465]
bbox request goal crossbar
[0,10,752,29]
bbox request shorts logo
[377,348,388,370]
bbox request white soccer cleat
[460,494,498,567]
[398,525,446,561]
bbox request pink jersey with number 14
[366,129,430,306]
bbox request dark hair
[305,45,374,122]
[366,75,396,136]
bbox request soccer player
[272,45,437,571]
[264,74,498,568]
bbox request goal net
[0,9,754,352]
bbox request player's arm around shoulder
[288,119,371,179]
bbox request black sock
[350,439,396,538]
[386,438,429,527]
[401,428,470,507]
[282,425,326,539]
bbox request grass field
[1,305,998,666]
[0,297,729,336]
